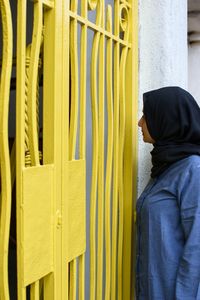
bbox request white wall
[188,43,200,106]
[137,0,188,195]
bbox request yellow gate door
[0,0,138,299]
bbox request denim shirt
[136,155,200,300]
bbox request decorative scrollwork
[87,0,102,26]
[88,0,98,11]
[119,4,129,33]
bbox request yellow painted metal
[22,166,54,286]
[12,0,138,299]
[104,6,113,300]
[42,4,57,299]
[43,0,54,9]
[97,1,105,299]
[68,10,131,47]
[80,0,87,162]
[111,2,120,299]
[69,0,79,161]
[10,140,16,189]
[123,1,138,299]
[0,0,12,299]
[79,2,88,298]
[42,0,66,298]
[89,1,102,299]
[66,1,137,299]
[69,1,79,297]
[16,0,27,298]
[69,260,77,300]
[118,5,130,299]
[16,0,70,299]
[67,160,86,261]
[78,255,85,300]
[30,281,39,300]
[27,0,42,166]
[62,0,70,298]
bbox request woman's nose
[138,117,142,127]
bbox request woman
[136,86,200,300]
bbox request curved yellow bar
[27,0,43,166]
[0,0,13,299]
[104,5,113,300]
[111,2,120,300]
[90,26,101,300]
[118,7,130,299]
[79,2,88,299]
[96,1,105,299]
[69,8,78,160]
[89,2,103,300]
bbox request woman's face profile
[138,114,155,144]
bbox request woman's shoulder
[139,156,200,196]
[173,155,200,170]
[158,155,200,186]
[163,155,200,174]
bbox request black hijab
[143,86,200,178]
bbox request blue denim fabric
[136,155,200,300]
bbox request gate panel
[65,0,138,299]
[22,165,53,286]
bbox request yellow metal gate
[0,0,138,299]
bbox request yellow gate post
[0,0,13,299]
[16,0,69,299]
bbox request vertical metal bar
[27,0,43,166]
[118,6,130,299]
[43,0,65,298]
[27,1,42,296]
[16,0,27,298]
[70,260,77,300]
[96,0,105,299]
[111,1,120,299]
[30,281,40,300]
[62,0,70,298]
[69,0,79,161]
[0,1,12,299]
[104,6,113,300]
[69,1,78,298]
[118,45,128,300]
[90,4,102,299]
[79,1,88,299]
[79,0,87,160]
[78,255,85,300]
[90,34,99,300]
[43,7,56,299]
[10,140,16,189]
[90,30,100,300]
[24,45,31,160]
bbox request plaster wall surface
[188,44,200,106]
[138,0,188,196]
